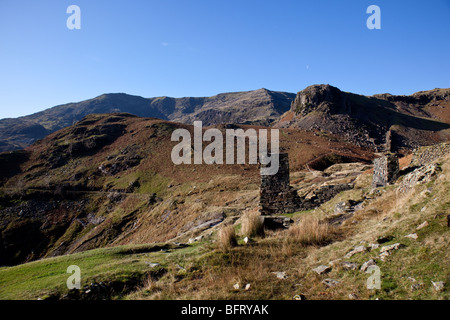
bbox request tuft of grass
[241,209,265,238]
[217,225,237,252]
[285,216,332,246]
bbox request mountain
[275,85,450,151]
[1,85,449,153]
[0,89,295,152]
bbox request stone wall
[410,142,450,167]
[372,154,399,188]
[298,183,354,211]
[259,153,301,215]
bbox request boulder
[360,259,376,272]
[313,265,331,275]
[344,245,366,258]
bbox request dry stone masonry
[259,153,355,215]
[372,153,399,188]
[259,153,301,215]
[410,142,450,167]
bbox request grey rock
[380,243,404,253]
[379,251,390,261]
[341,261,359,270]
[360,259,376,272]
[405,233,418,240]
[344,245,366,258]
[416,221,429,230]
[322,279,339,287]
[328,259,342,267]
[313,265,331,275]
[431,281,445,292]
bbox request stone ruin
[259,153,301,215]
[372,153,399,188]
[259,153,355,216]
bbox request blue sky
[0,0,449,119]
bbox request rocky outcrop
[398,163,440,193]
[276,84,450,151]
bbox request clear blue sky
[0,0,449,119]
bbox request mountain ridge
[275,84,450,151]
[1,85,449,153]
[0,89,295,152]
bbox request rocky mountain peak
[292,84,342,116]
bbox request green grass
[0,243,196,300]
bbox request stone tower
[372,153,399,188]
[259,153,301,215]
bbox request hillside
[276,85,450,151]
[0,89,295,152]
[0,112,373,266]
[0,135,448,300]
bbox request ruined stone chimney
[372,153,399,188]
[259,153,301,215]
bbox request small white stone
[405,233,418,240]
[272,271,288,279]
[431,281,445,292]
[416,221,429,230]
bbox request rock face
[260,153,302,215]
[276,84,450,151]
[372,154,399,188]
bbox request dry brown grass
[217,225,238,251]
[285,216,333,246]
[241,209,265,238]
